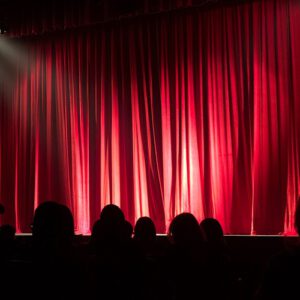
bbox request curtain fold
[0,0,300,234]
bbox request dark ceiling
[0,0,249,36]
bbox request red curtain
[0,0,300,234]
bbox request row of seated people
[0,201,300,299]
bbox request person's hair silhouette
[32,201,74,253]
[92,204,125,248]
[200,218,224,242]
[134,216,156,242]
[100,204,125,224]
[169,213,203,245]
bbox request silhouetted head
[169,213,203,245]
[134,217,156,242]
[0,203,5,215]
[200,218,224,242]
[32,201,74,247]
[295,197,300,235]
[92,204,125,246]
[100,204,125,234]
[100,204,125,223]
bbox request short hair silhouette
[32,201,74,243]
[169,213,203,245]
[100,204,125,223]
[200,218,224,242]
[134,217,156,242]
[92,204,125,247]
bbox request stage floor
[15,233,298,237]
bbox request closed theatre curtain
[0,0,300,234]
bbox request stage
[14,234,300,257]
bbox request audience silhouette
[134,217,156,241]
[200,217,224,242]
[32,201,74,253]
[133,217,168,300]
[89,204,145,300]
[2,199,300,300]
[200,218,233,299]
[30,201,84,300]
[134,216,156,255]
[166,213,209,299]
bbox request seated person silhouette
[91,204,126,250]
[200,218,233,299]
[133,216,156,257]
[30,201,83,300]
[166,213,208,300]
[89,204,144,300]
